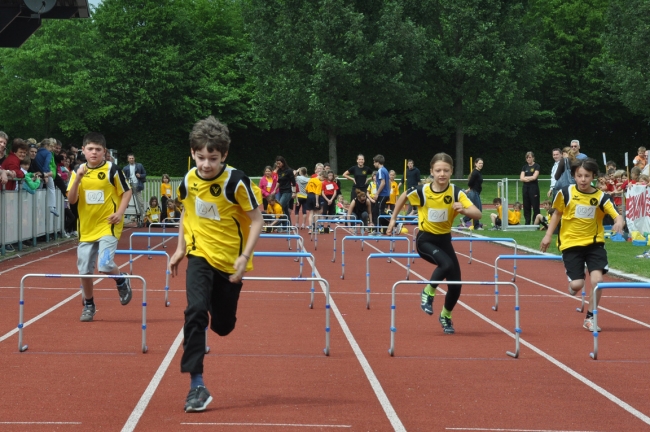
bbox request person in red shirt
[321,170,339,224]
[1,139,28,191]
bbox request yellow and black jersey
[68,161,130,242]
[306,177,322,195]
[553,185,619,251]
[407,183,472,235]
[178,165,259,274]
[266,202,283,217]
[388,180,399,205]
[145,206,162,224]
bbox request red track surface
[1,225,649,431]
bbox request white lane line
[0,244,167,344]
[360,240,650,427]
[0,246,77,276]
[446,428,603,432]
[121,327,184,432]
[181,422,351,428]
[308,259,406,432]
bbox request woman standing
[463,158,483,229]
[275,156,296,226]
[520,151,540,225]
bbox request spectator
[144,196,162,227]
[311,162,324,178]
[387,170,399,211]
[259,165,278,210]
[554,146,578,191]
[570,140,587,160]
[20,157,41,194]
[27,142,42,177]
[342,154,371,201]
[160,173,172,221]
[321,170,339,223]
[56,153,70,184]
[547,148,562,198]
[401,159,421,215]
[0,131,8,164]
[462,158,484,229]
[372,154,390,232]
[265,194,285,231]
[520,151,540,225]
[35,138,59,216]
[490,198,521,229]
[122,153,147,216]
[347,188,373,229]
[53,139,63,156]
[274,156,296,226]
[633,146,647,171]
[294,167,309,229]
[1,138,28,191]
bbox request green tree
[404,0,543,177]
[244,0,425,173]
[0,19,97,140]
[602,0,650,119]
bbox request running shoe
[420,289,434,315]
[439,314,455,334]
[80,304,96,322]
[185,386,213,412]
[583,317,601,332]
[117,273,132,305]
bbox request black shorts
[562,243,609,281]
[305,193,317,211]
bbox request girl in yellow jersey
[541,158,624,332]
[387,153,482,334]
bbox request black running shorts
[561,243,609,281]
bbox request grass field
[336,176,650,280]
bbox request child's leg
[490,213,497,224]
[534,214,542,224]
[588,269,604,312]
[77,241,99,301]
[209,269,243,336]
[97,236,132,305]
[416,232,461,309]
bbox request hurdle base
[143,346,148,353]
[323,348,330,356]
[205,346,211,354]
[506,350,518,358]
[20,345,28,352]
[165,301,171,307]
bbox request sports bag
[553,158,575,191]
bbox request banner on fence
[625,185,650,234]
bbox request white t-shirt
[129,163,137,184]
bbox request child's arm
[169,211,187,277]
[453,201,482,220]
[231,208,263,282]
[540,210,562,252]
[386,192,409,233]
[107,189,132,224]
[67,165,86,205]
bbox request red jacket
[1,153,24,191]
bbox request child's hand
[540,234,552,252]
[76,164,87,178]
[107,212,123,224]
[452,202,464,213]
[230,255,248,282]
[169,249,186,277]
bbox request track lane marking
[181,422,351,428]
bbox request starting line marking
[181,422,351,428]
[361,240,650,427]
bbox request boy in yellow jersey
[541,158,624,332]
[489,198,521,229]
[265,194,285,231]
[169,116,263,413]
[305,170,325,233]
[387,170,399,211]
[66,132,133,322]
[387,153,481,334]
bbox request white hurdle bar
[340,236,411,279]
[590,282,650,360]
[389,280,521,358]
[18,274,148,353]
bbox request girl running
[540,158,624,332]
[387,153,481,334]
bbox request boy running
[387,153,481,334]
[66,132,133,322]
[169,116,263,413]
[540,158,624,332]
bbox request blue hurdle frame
[253,251,318,309]
[365,253,420,308]
[493,254,564,311]
[590,282,650,360]
[18,274,148,353]
[203,276,332,356]
[147,222,180,249]
[332,225,407,262]
[388,280,520,358]
[451,237,518,268]
[340,236,411,279]
[129,232,178,261]
[115,250,171,306]
[260,233,305,256]
[312,217,363,249]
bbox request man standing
[342,154,371,202]
[401,159,421,215]
[547,148,562,198]
[571,140,587,160]
[122,153,146,215]
[373,154,391,231]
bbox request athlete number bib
[195,196,220,221]
[428,208,448,223]
[575,205,596,219]
[85,190,105,205]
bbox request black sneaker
[117,273,132,305]
[185,386,213,412]
[80,304,96,322]
[420,289,434,315]
[439,314,455,334]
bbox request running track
[0,225,649,431]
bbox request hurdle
[18,274,149,353]
[340,236,411,279]
[493,254,564,311]
[203,276,331,356]
[129,232,178,263]
[388,280,521,358]
[260,234,306,275]
[590,282,650,360]
[146,221,180,249]
[451,236,518,269]
[377,214,418,225]
[260,228,302,250]
[253,251,318,308]
[115,250,171,306]
[365,253,420,308]
[313,217,362,250]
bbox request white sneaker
[583,317,601,332]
